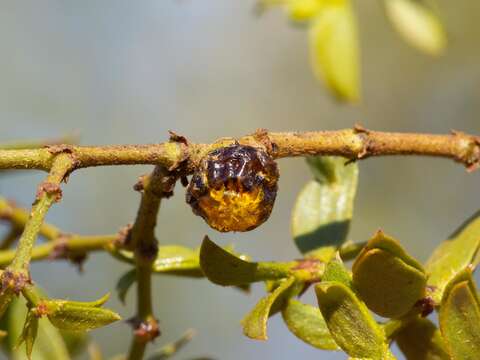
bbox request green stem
[128,263,154,360]
[21,284,42,306]
[127,166,176,360]
[0,197,61,241]
[0,234,117,266]
[8,154,73,272]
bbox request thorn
[450,129,465,137]
[168,130,189,145]
[353,123,370,134]
[133,175,147,192]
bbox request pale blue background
[0,1,479,359]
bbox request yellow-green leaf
[116,269,136,305]
[315,281,391,358]
[0,285,15,320]
[309,1,360,101]
[60,293,110,308]
[360,230,424,272]
[425,211,480,303]
[286,0,323,21]
[16,311,38,360]
[322,253,352,287]
[385,0,447,56]
[282,299,339,350]
[87,343,103,360]
[439,267,480,360]
[242,277,296,340]
[147,329,195,360]
[60,330,88,357]
[292,156,358,259]
[46,298,121,332]
[395,318,449,360]
[200,236,291,286]
[352,231,426,318]
[153,246,202,276]
[3,296,71,360]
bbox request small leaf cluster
[258,0,447,102]
[197,156,480,359]
[0,290,119,360]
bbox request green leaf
[281,299,339,350]
[59,293,111,308]
[3,296,71,360]
[0,294,13,319]
[309,1,360,101]
[153,246,202,276]
[286,0,323,21]
[242,277,296,340]
[352,231,427,318]
[385,0,447,56]
[315,281,390,358]
[292,156,358,259]
[46,297,121,332]
[116,269,136,305]
[322,253,352,287]
[439,267,480,360]
[200,236,292,286]
[87,343,103,360]
[59,330,88,357]
[16,311,38,360]
[395,318,449,360]
[0,275,15,319]
[147,329,195,360]
[425,211,480,303]
[338,240,367,261]
[360,230,424,271]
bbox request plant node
[0,269,31,295]
[128,317,161,343]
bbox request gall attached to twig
[186,144,279,232]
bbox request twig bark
[127,166,177,360]
[0,234,117,266]
[0,154,73,317]
[0,197,117,265]
[0,197,62,243]
[8,154,74,271]
[0,128,478,172]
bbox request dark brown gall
[186,144,279,232]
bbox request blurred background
[0,1,479,359]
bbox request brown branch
[0,128,478,172]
